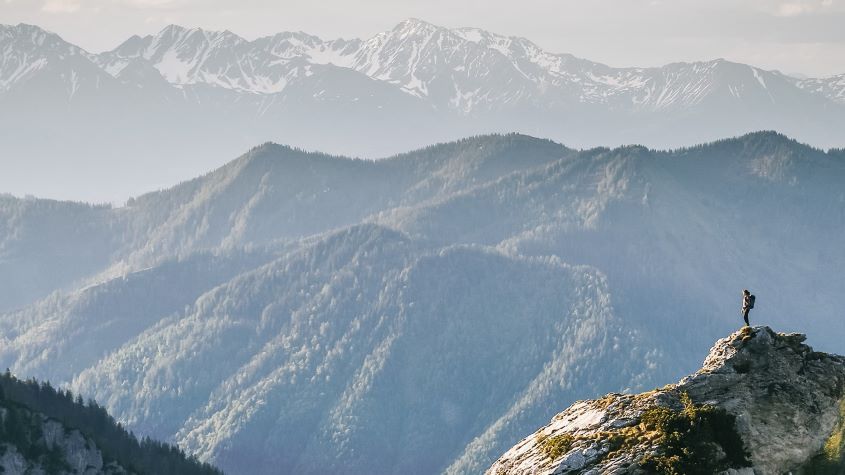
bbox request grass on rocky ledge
[537,433,575,460]
[637,393,750,474]
[536,393,750,475]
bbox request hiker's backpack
[748,294,755,309]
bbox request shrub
[538,433,575,460]
[638,393,750,474]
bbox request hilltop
[488,326,845,474]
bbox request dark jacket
[742,294,755,311]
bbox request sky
[2,0,845,77]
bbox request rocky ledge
[487,326,845,475]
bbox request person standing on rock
[742,289,756,326]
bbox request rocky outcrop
[487,326,845,474]
[0,405,131,475]
[0,370,220,475]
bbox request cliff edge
[487,326,845,474]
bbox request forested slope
[0,371,221,474]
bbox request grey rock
[562,451,585,469]
[487,326,845,475]
[0,412,129,475]
[608,418,637,429]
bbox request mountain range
[2,19,845,201]
[1,131,844,474]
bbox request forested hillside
[0,371,221,474]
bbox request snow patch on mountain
[798,73,845,104]
[0,23,85,92]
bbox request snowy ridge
[3,19,840,110]
[0,23,86,92]
[94,25,356,94]
[797,73,845,104]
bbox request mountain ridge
[75,19,845,108]
[3,20,845,201]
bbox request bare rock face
[487,326,845,474]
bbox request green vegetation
[0,400,71,473]
[0,370,222,475]
[537,433,575,460]
[803,399,845,474]
[637,393,750,474]
[535,393,750,474]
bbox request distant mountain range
[1,19,844,201]
[2,131,844,474]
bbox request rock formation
[0,405,131,475]
[0,372,220,475]
[487,326,845,474]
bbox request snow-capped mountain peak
[0,23,76,50]
[394,17,442,34]
[94,24,363,93]
[105,25,251,87]
[0,23,88,91]
[453,26,531,58]
[0,22,130,103]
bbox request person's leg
[743,309,750,326]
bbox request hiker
[741,289,756,326]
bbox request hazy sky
[2,0,845,77]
